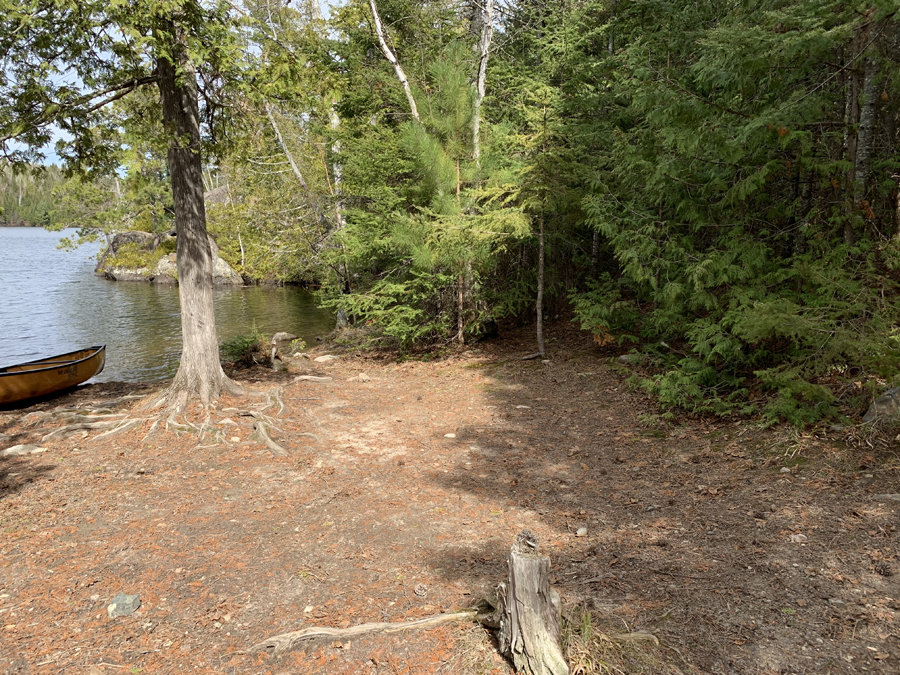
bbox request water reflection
[0,228,334,382]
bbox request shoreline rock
[97,230,242,286]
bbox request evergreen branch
[647,64,749,119]
[0,75,158,144]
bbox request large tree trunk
[157,23,240,412]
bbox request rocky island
[96,229,242,286]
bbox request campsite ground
[1,321,898,674]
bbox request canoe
[0,346,106,405]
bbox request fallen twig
[249,609,477,656]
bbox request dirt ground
[1,321,898,675]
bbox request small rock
[358,373,370,382]
[444,433,456,439]
[864,387,900,423]
[294,375,333,383]
[789,534,808,543]
[107,594,140,618]
[314,355,339,363]
[575,527,588,537]
[828,598,846,608]
[1,444,47,457]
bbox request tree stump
[496,530,569,675]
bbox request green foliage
[560,0,900,424]
[101,242,166,273]
[220,324,267,366]
[323,271,457,347]
[0,165,66,226]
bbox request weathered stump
[496,530,569,675]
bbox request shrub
[220,325,268,367]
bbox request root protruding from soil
[249,610,477,656]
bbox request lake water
[0,227,335,382]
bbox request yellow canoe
[0,346,106,405]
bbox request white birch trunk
[369,0,420,121]
[265,102,310,190]
[472,0,494,162]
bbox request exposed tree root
[252,419,288,456]
[42,419,129,441]
[141,419,161,442]
[91,418,144,442]
[249,610,478,656]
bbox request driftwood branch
[249,609,477,656]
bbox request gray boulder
[863,387,900,423]
[151,253,178,284]
[96,230,158,274]
[211,253,242,286]
[104,266,152,281]
[98,230,242,285]
[147,238,242,286]
[98,230,163,280]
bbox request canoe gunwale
[0,346,106,377]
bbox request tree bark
[536,214,545,358]
[472,0,494,163]
[496,530,568,675]
[854,55,879,205]
[369,0,420,122]
[457,273,465,344]
[156,21,240,411]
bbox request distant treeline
[0,165,66,227]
